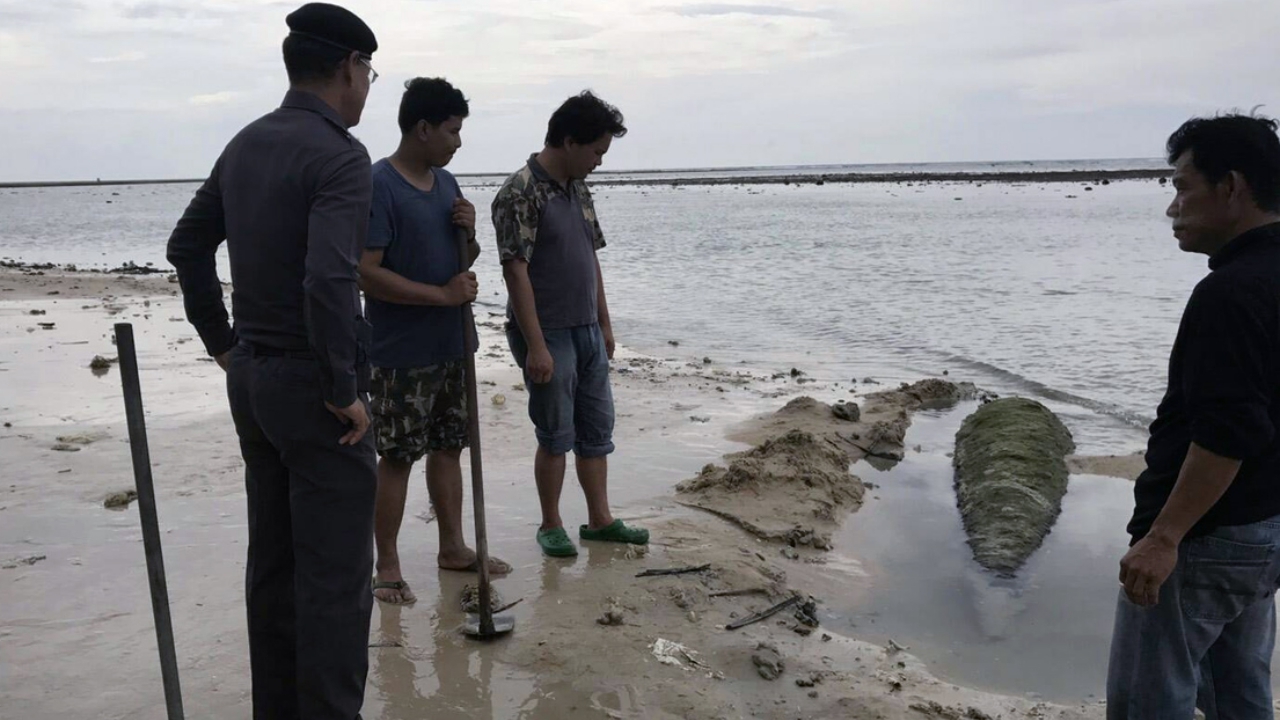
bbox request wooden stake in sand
[115,323,185,719]
[635,563,711,578]
[725,595,802,631]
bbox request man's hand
[452,197,476,236]
[1119,534,1178,607]
[601,325,615,360]
[527,345,555,384]
[325,399,371,446]
[445,272,479,306]
[215,351,231,372]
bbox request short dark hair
[282,33,350,85]
[398,78,470,134]
[545,91,627,148]
[1166,113,1280,212]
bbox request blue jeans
[507,322,615,458]
[1107,515,1280,719]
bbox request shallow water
[832,405,1280,702]
[0,174,1199,453]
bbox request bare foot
[372,565,416,605]
[439,548,513,576]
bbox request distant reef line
[1,167,1168,190]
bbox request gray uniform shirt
[167,90,372,407]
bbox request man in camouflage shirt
[492,91,649,557]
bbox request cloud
[89,50,148,63]
[188,91,242,106]
[0,0,83,27]
[121,2,193,20]
[671,3,838,19]
[0,0,1278,181]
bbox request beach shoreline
[0,267,1116,719]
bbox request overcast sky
[1,0,1276,181]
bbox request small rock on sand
[752,643,784,680]
[1,554,47,569]
[104,490,138,509]
[597,605,625,626]
[908,701,995,720]
[89,355,117,371]
[831,401,860,422]
[669,587,694,609]
[491,394,507,406]
[794,597,820,627]
[57,433,104,446]
[796,673,822,688]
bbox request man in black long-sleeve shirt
[165,4,380,719]
[1107,115,1280,719]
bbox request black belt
[244,342,313,360]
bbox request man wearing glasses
[166,3,380,718]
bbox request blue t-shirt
[365,159,476,369]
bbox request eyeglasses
[358,56,378,85]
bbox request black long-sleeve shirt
[1129,222,1280,541]
[166,90,372,408]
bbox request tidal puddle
[822,402,1280,702]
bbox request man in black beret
[166,3,380,718]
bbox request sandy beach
[0,266,1128,719]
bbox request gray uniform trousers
[227,343,376,720]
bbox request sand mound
[862,379,983,412]
[677,429,862,549]
[738,380,982,463]
[693,380,984,548]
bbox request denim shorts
[1107,515,1280,719]
[506,322,615,457]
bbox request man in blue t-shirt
[359,77,510,605]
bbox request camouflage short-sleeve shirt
[491,156,605,263]
[491,154,607,329]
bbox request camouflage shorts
[371,361,468,464]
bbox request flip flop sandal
[372,578,417,605]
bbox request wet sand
[1067,452,1146,481]
[0,268,1110,719]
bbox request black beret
[286,3,377,56]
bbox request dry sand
[0,268,1107,719]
